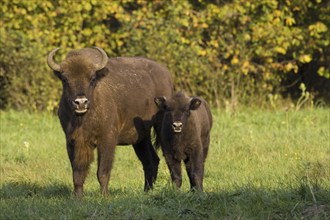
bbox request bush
[0,0,329,111]
[0,29,61,111]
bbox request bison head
[154,92,202,134]
[47,47,108,115]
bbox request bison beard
[70,126,94,170]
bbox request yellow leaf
[266,58,273,63]
[181,37,190,44]
[298,54,312,63]
[317,66,330,78]
[285,17,295,26]
[231,56,239,65]
[198,50,207,56]
[117,40,123,47]
[209,40,218,48]
[84,3,92,11]
[273,10,282,17]
[284,63,294,72]
[201,23,208,28]
[317,66,325,76]
[242,61,249,68]
[274,47,286,54]
[243,33,251,41]
[181,19,189,27]
[273,17,280,24]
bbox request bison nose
[72,97,89,114]
[74,97,89,106]
[172,121,183,133]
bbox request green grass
[1,108,329,219]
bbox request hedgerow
[0,0,329,111]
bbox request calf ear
[154,96,167,110]
[189,97,202,110]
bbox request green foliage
[0,29,61,111]
[1,109,329,218]
[0,0,329,111]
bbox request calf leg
[133,137,160,191]
[164,154,182,188]
[203,134,210,162]
[184,153,204,191]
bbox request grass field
[1,108,329,219]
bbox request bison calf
[154,92,212,191]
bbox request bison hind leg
[133,137,160,191]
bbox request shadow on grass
[0,182,129,199]
[0,182,72,199]
[144,186,330,219]
[1,181,329,219]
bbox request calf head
[154,92,202,134]
[47,47,108,115]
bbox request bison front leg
[97,140,116,196]
[67,141,93,198]
[164,154,182,189]
[185,151,204,191]
[72,168,89,197]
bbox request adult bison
[47,47,173,197]
[154,91,212,191]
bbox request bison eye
[184,109,191,116]
[164,106,172,111]
[90,76,97,86]
[61,76,68,84]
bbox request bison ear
[189,97,202,110]
[95,67,109,79]
[154,96,167,110]
[54,71,62,79]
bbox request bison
[47,47,173,197]
[154,91,212,191]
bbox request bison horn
[47,48,61,72]
[94,47,108,71]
